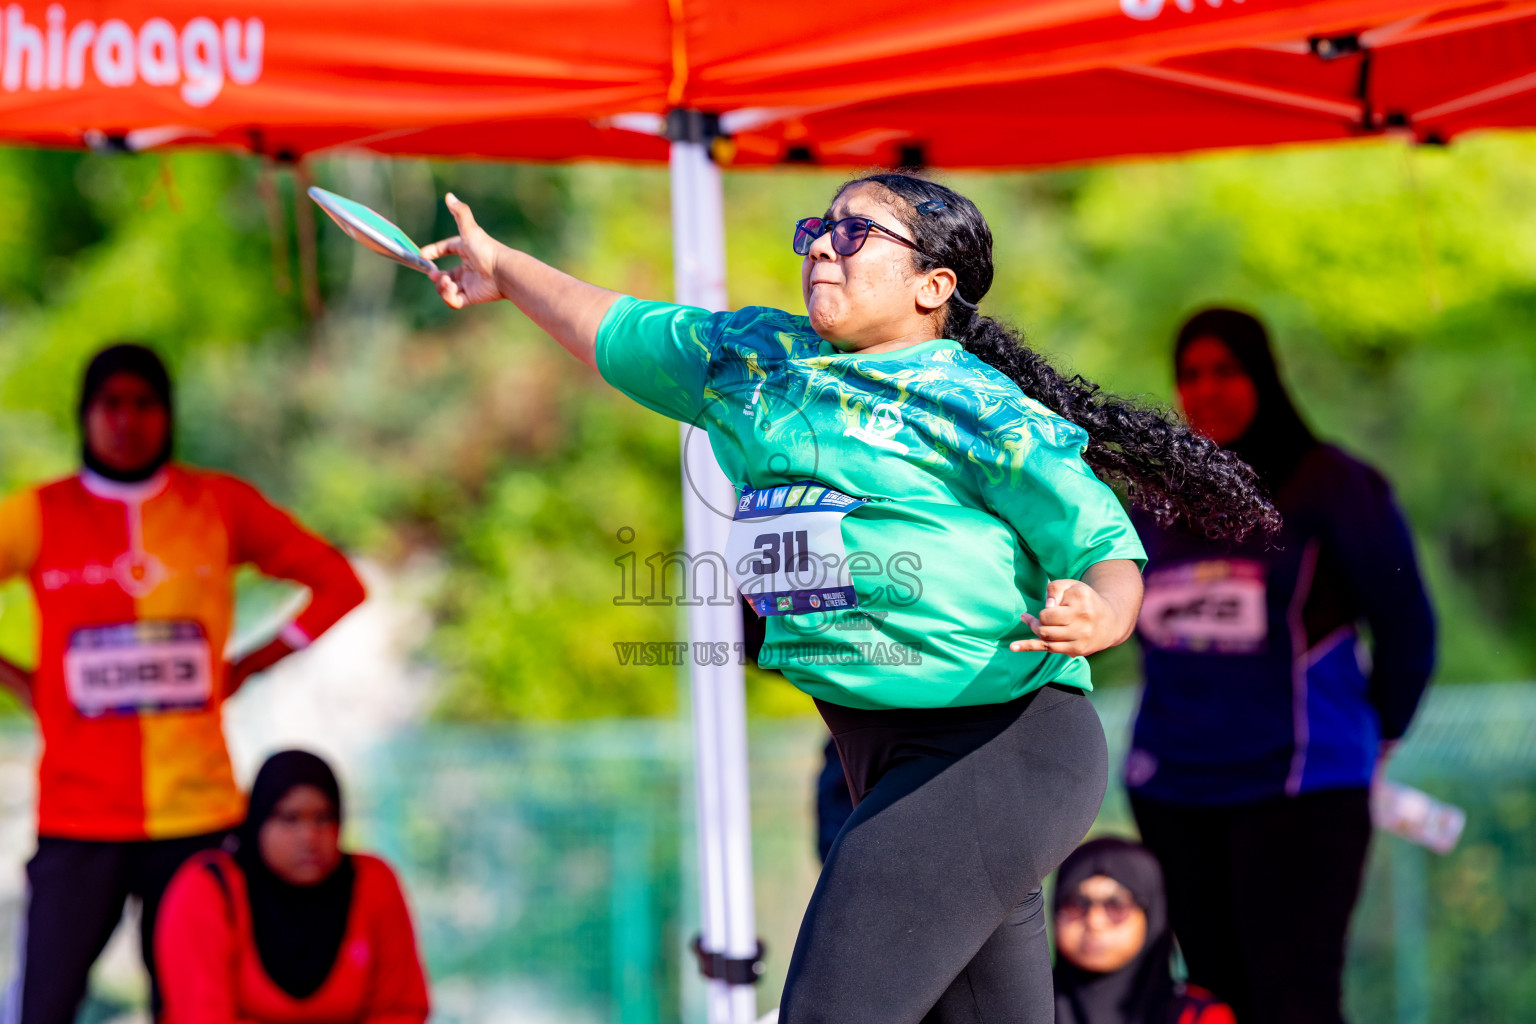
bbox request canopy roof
[1,0,1532,166]
[725,6,1536,166]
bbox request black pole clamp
[665,108,736,164]
[1307,33,1361,61]
[665,109,722,145]
[691,934,766,985]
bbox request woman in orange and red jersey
[0,344,366,1024]
[157,750,429,1024]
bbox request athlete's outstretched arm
[1012,558,1143,658]
[421,194,620,371]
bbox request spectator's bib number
[1138,559,1268,654]
[64,621,214,717]
[725,482,866,617]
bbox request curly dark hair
[839,173,1280,541]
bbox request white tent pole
[670,128,761,1024]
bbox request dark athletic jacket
[1127,444,1435,806]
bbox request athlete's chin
[806,302,844,340]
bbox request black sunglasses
[1058,892,1140,925]
[793,216,927,258]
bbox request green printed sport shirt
[597,297,1146,709]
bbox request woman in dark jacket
[1053,838,1233,1024]
[1127,309,1436,1024]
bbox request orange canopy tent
[1,0,1533,164]
[369,2,1536,168]
[4,4,1532,1023]
[723,3,1536,167]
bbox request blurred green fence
[357,726,692,1024]
[1094,683,1536,1024]
[1337,684,1536,1024]
[351,721,824,1024]
[342,683,1536,1024]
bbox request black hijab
[78,343,175,483]
[1053,838,1177,1024]
[235,750,356,1000]
[1175,309,1318,491]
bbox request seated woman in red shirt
[157,750,430,1024]
[1054,838,1234,1024]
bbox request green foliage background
[2,135,1533,718]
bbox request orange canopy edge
[0,0,1532,168]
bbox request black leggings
[780,684,1108,1024]
[14,830,228,1024]
[1131,789,1372,1024]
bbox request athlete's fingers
[1010,637,1089,655]
[445,192,481,237]
[434,270,465,309]
[1021,612,1085,642]
[1011,637,1054,652]
[1045,579,1078,608]
[1023,610,1082,633]
[1037,604,1086,627]
[420,235,463,261]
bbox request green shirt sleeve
[595,296,733,424]
[980,416,1147,581]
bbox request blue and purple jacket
[1128,445,1435,806]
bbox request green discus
[307,186,437,275]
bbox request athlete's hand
[422,193,509,309]
[421,197,620,368]
[1013,580,1120,657]
[1011,560,1143,658]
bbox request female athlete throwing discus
[422,174,1276,1024]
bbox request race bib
[64,621,215,718]
[1138,559,1268,654]
[724,482,866,617]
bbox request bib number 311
[724,482,866,617]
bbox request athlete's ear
[915,267,958,315]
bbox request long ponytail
[844,173,1280,540]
